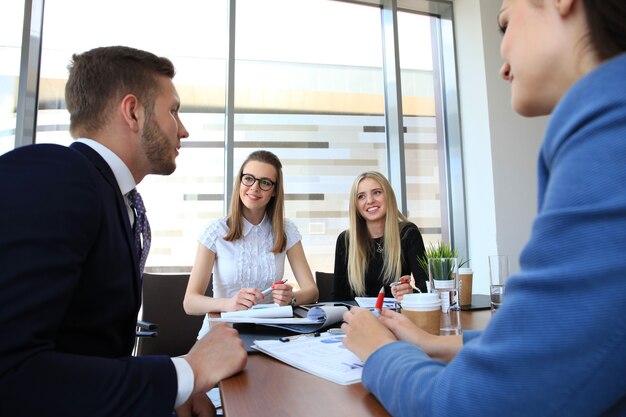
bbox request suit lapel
[69,142,143,300]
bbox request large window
[397,11,442,247]
[5,0,464,275]
[0,0,25,155]
[36,0,228,269]
[234,0,386,276]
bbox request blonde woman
[184,150,318,338]
[332,171,427,301]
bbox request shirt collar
[75,138,136,195]
[242,214,271,237]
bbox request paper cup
[401,293,441,335]
[458,267,473,307]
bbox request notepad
[252,332,363,385]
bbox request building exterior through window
[0,0,465,277]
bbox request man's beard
[141,111,176,176]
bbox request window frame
[13,0,467,261]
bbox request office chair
[315,271,335,302]
[135,272,209,357]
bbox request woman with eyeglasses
[332,171,427,302]
[184,150,318,338]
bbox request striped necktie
[128,188,151,273]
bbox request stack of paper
[252,332,363,385]
[209,305,348,333]
[220,304,293,319]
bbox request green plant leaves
[417,241,468,275]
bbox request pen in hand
[260,277,288,297]
[390,278,409,287]
[390,277,421,293]
[374,286,385,316]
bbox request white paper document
[252,332,363,385]
[354,296,397,309]
[209,305,347,333]
[220,304,293,319]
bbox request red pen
[374,286,385,316]
[260,277,288,298]
[390,278,409,287]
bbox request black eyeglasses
[241,173,276,191]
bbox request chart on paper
[252,332,363,385]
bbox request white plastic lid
[458,267,473,274]
[401,293,441,311]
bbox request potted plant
[418,242,464,274]
[418,242,468,291]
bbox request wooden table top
[219,309,491,417]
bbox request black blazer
[0,143,176,416]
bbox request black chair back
[315,271,335,302]
[136,273,208,357]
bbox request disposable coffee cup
[401,293,441,335]
[458,267,473,307]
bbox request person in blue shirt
[341,1,626,416]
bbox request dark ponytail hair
[583,1,626,61]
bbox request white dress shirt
[196,215,302,338]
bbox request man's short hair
[65,45,176,137]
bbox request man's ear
[121,94,142,132]
[555,0,575,17]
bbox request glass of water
[488,255,509,312]
[428,258,462,335]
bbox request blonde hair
[224,150,286,253]
[345,171,407,295]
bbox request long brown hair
[224,150,286,253]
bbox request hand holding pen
[266,278,295,307]
[260,277,288,297]
[259,278,294,307]
[390,275,414,301]
[374,286,385,316]
[227,279,288,311]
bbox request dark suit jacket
[0,143,177,416]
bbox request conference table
[218,308,492,417]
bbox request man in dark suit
[0,46,246,417]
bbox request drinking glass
[428,258,461,335]
[488,255,509,312]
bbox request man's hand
[175,392,216,417]
[184,324,247,393]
